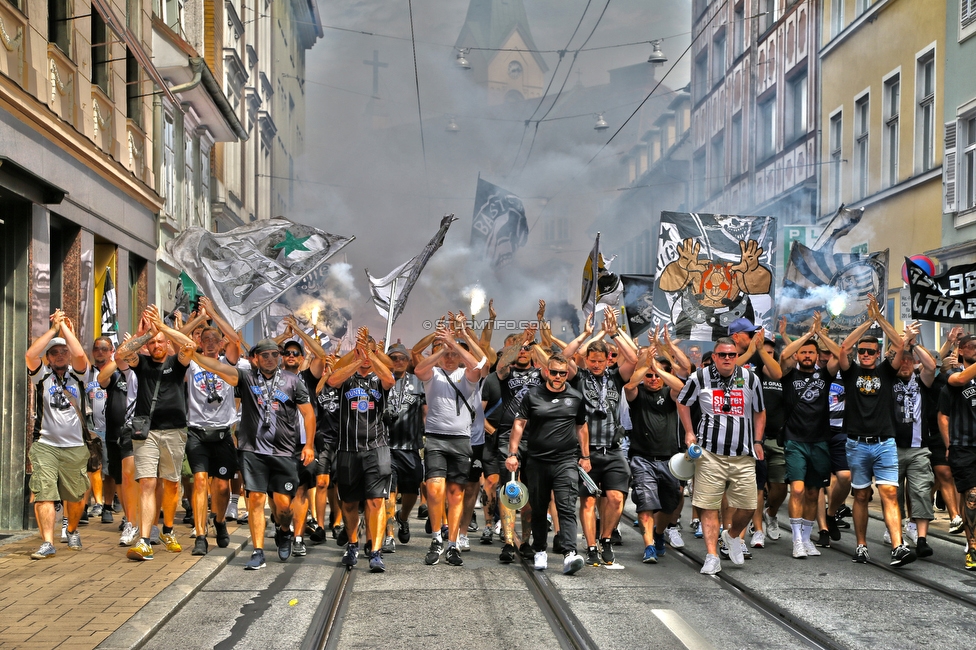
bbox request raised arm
[114,311,156,369]
[839,311,876,371]
[198,297,241,360]
[148,304,196,351]
[604,307,636,381]
[561,312,594,360]
[26,310,65,373]
[624,347,653,402]
[778,313,822,374]
[478,299,496,358]
[191,350,240,386]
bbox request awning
[90,0,181,109]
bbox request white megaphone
[500,471,529,511]
[668,444,703,481]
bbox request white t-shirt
[186,359,239,428]
[30,364,86,447]
[423,367,478,437]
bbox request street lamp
[446,116,460,133]
[456,48,471,70]
[594,113,609,131]
[647,39,667,64]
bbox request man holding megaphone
[677,337,766,576]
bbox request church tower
[455,0,548,105]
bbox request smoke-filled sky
[290,0,691,345]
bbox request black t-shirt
[840,360,898,438]
[782,367,833,443]
[939,374,976,447]
[571,368,626,448]
[337,372,388,451]
[893,373,925,448]
[387,373,426,450]
[496,367,544,434]
[626,385,678,458]
[516,384,587,463]
[922,373,946,447]
[236,366,310,457]
[298,369,338,451]
[742,352,784,433]
[482,373,503,430]
[131,354,189,429]
[103,370,132,436]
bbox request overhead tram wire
[406,0,430,214]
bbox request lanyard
[258,370,282,427]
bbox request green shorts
[764,438,787,484]
[28,442,90,502]
[784,440,831,488]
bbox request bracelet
[474,357,487,370]
[609,333,619,339]
[508,454,518,459]
[581,456,590,460]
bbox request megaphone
[500,472,529,511]
[668,444,703,481]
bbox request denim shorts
[845,437,898,489]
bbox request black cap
[252,338,280,354]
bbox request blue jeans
[845,437,898,489]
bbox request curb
[96,532,251,650]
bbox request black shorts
[929,437,949,467]
[948,445,976,493]
[482,432,501,477]
[829,430,849,473]
[106,427,133,484]
[316,443,335,478]
[185,429,237,479]
[336,447,392,502]
[583,448,630,495]
[467,443,485,483]
[390,448,423,495]
[425,434,473,485]
[755,456,768,489]
[241,451,300,497]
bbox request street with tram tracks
[145,497,976,649]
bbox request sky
[288,0,692,343]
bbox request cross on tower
[363,50,388,99]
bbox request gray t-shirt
[236,364,310,457]
[84,366,109,433]
[31,364,86,447]
[186,359,238,428]
[423,367,477,437]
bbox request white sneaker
[803,540,821,556]
[458,534,471,552]
[721,530,745,565]
[60,517,68,543]
[903,520,918,546]
[119,521,139,546]
[750,530,766,548]
[792,539,808,559]
[664,527,685,548]
[534,550,547,571]
[763,509,780,540]
[700,553,722,575]
[883,528,892,545]
[225,499,239,522]
[563,551,584,575]
[493,520,502,536]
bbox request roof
[455,0,548,73]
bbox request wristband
[474,357,487,370]
[508,454,518,459]
[609,333,619,339]
[581,456,590,460]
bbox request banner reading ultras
[907,258,976,322]
[653,212,776,341]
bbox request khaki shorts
[133,428,188,482]
[28,442,90,502]
[691,450,758,511]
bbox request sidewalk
[0,512,249,649]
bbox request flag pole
[384,277,398,353]
[590,232,601,317]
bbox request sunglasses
[258,351,280,359]
[389,355,409,362]
[520,345,532,351]
[715,352,738,359]
[548,369,569,377]
[93,346,113,352]
[857,348,878,355]
[608,353,618,358]
[645,373,660,378]
[48,348,70,356]
[282,350,302,357]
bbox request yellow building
[819,0,945,333]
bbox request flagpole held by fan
[383,277,398,353]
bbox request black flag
[470,177,528,268]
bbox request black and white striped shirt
[678,366,765,457]
[337,372,388,452]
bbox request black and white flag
[620,274,656,340]
[580,233,623,319]
[368,214,456,323]
[906,258,976,323]
[470,177,528,268]
[165,218,354,331]
[100,267,118,344]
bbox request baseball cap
[252,338,281,354]
[728,318,758,335]
[44,337,68,355]
[282,340,304,355]
[387,343,409,358]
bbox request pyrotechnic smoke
[463,284,486,315]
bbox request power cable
[406,0,430,212]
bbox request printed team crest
[284,482,294,492]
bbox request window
[160,0,183,33]
[544,217,570,242]
[731,113,743,176]
[964,117,976,211]
[162,113,175,218]
[201,144,212,227]
[785,72,807,143]
[127,0,140,33]
[762,0,776,32]
[856,0,871,15]
[711,133,725,195]
[882,74,900,187]
[48,0,70,55]
[734,2,745,57]
[829,112,843,210]
[831,0,845,38]
[916,51,935,173]
[758,95,776,161]
[91,11,109,95]
[854,95,870,200]
[126,49,141,126]
[694,53,708,102]
[712,31,726,85]
[693,149,707,204]
[964,0,976,29]
[184,133,195,226]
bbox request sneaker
[396,510,411,544]
[665,527,685,549]
[418,503,429,519]
[30,542,56,560]
[586,547,601,566]
[563,551,584,575]
[916,538,933,558]
[113,495,122,512]
[101,508,114,524]
[245,549,266,570]
[792,539,808,559]
[342,543,359,568]
[293,539,307,557]
[493,520,502,536]
[547,514,553,531]
[654,532,666,558]
[826,514,841,541]
[225,499,238,522]
[276,532,293,562]
[336,525,348,547]
[90,504,103,517]
[883,529,892,545]
[480,526,493,545]
[214,520,230,548]
[533,550,548,570]
[803,540,821,557]
[836,504,853,520]
[742,546,753,560]
[499,543,517,564]
[440,524,449,540]
[610,527,622,546]
[119,522,139,546]
[446,545,463,566]
[237,510,248,525]
[369,550,386,573]
[966,548,976,571]
[700,553,722,575]
[750,530,765,548]
[424,517,433,535]
[600,539,615,565]
[890,544,917,567]
[721,530,744,565]
[903,520,918,546]
[192,536,208,556]
[719,536,730,560]
[762,509,780,541]
[425,539,443,565]
[816,530,831,548]
[182,508,194,525]
[66,530,82,550]
[950,516,965,535]
[160,532,182,553]
[642,544,658,564]
[127,541,154,561]
[150,526,162,546]
[519,542,535,561]
[852,544,869,563]
[458,534,471,552]
[382,536,396,554]
[60,518,68,543]
[468,520,479,533]
[309,525,327,544]
[118,516,127,532]
[79,509,89,525]
[692,519,703,539]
